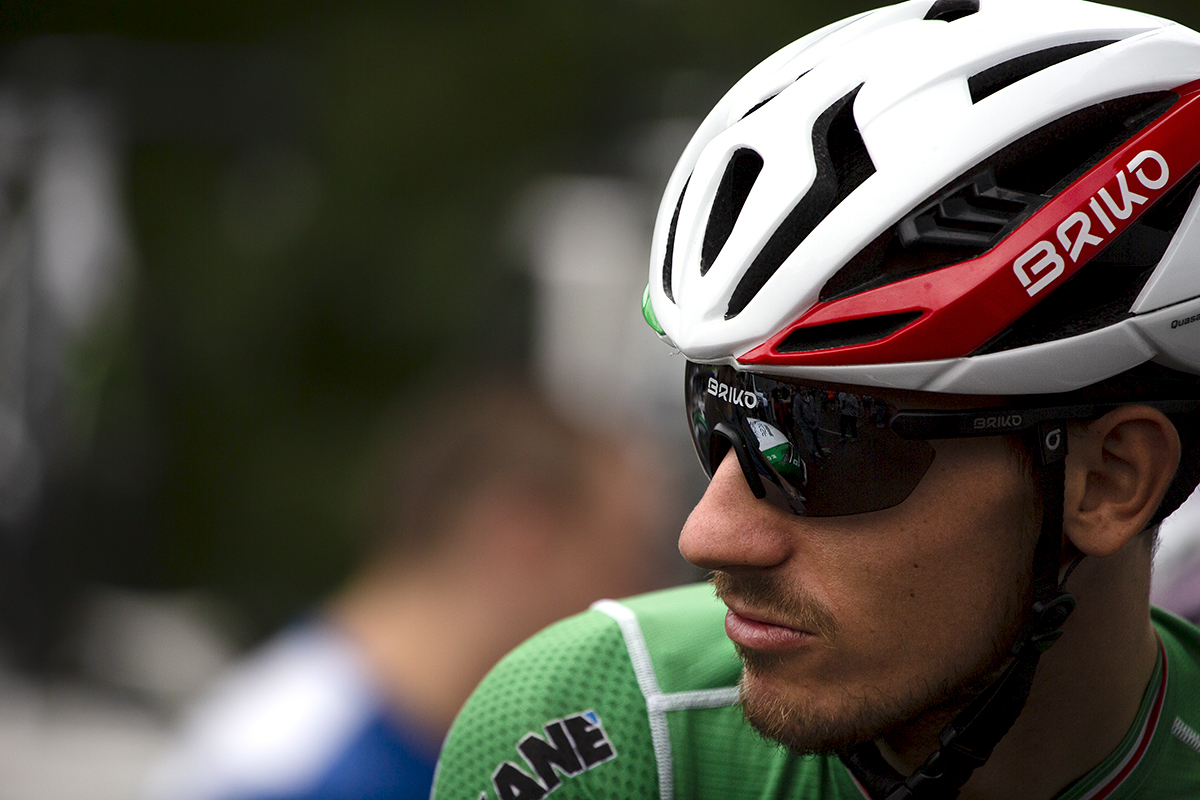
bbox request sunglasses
[685,361,1198,517]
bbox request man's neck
[878,543,1159,800]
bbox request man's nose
[678,449,793,571]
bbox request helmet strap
[840,423,1080,800]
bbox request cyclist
[432,1,1200,797]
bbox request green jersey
[433,583,1200,800]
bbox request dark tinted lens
[685,362,936,516]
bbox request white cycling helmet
[648,4,1200,797]
[645,0,1200,395]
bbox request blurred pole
[521,176,670,430]
[0,73,129,668]
[513,166,710,582]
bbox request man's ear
[1062,406,1181,558]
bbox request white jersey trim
[1173,716,1200,756]
[591,599,740,800]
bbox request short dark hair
[361,376,616,557]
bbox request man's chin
[738,663,897,756]
[736,646,1011,759]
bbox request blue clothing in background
[145,622,438,800]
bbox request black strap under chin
[841,423,1078,800]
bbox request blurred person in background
[1152,489,1200,624]
[144,377,672,800]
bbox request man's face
[679,423,1040,755]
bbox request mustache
[710,571,839,644]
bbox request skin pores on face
[679,434,1041,756]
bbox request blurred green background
[3,0,1199,666]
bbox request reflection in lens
[746,416,806,492]
[684,362,937,517]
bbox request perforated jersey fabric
[432,583,1200,800]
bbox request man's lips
[722,601,820,652]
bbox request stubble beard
[713,569,1029,757]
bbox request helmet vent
[820,92,1177,303]
[726,85,875,318]
[739,71,811,122]
[662,177,689,302]
[924,0,979,23]
[777,311,923,353]
[897,170,1044,249]
[702,149,763,276]
[969,41,1118,104]
[976,164,1200,355]
[741,91,782,121]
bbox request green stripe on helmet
[642,284,665,336]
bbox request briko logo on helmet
[1013,150,1171,298]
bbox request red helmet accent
[741,78,1200,368]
